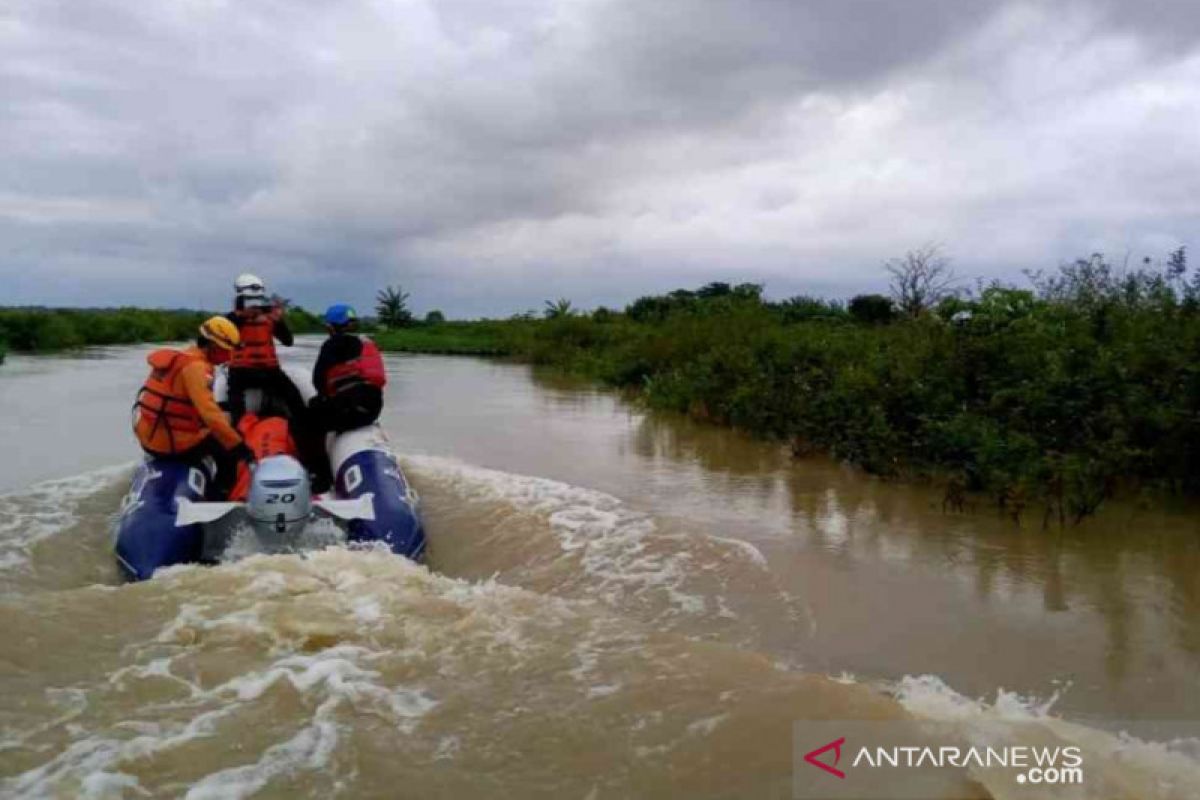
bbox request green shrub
[848,294,895,324]
[772,295,848,323]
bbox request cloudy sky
[3,0,1198,317]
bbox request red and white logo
[804,737,847,780]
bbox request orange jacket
[230,311,279,369]
[133,347,243,454]
[229,414,298,500]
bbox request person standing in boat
[224,273,307,425]
[132,317,255,497]
[307,304,388,488]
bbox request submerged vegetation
[381,248,1199,523]
[0,306,324,355]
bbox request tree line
[0,305,326,354]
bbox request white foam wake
[0,463,133,573]
[404,455,771,619]
[892,674,1200,799]
[7,552,450,799]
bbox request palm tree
[543,298,574,319]
[376,286,414,328]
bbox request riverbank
[376,260,1200,523]
[0,307,325,355]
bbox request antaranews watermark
[851,742,1083,785]
[793,719,1200,800]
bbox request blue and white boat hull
[113,460,212,581]
[329,426,426,560]
[113,424,424,580]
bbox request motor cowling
[246,455,312,539]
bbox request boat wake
[1,461,1199,798]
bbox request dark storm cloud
[591,1,989,93]
[1,0,1198,315]
[1096,0,1200,45]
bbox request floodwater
[1,340,1199,798]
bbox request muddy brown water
[1,340,1198,798]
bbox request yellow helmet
[198,316,241,350]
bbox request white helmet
[234,273,267,299]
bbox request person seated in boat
[132,317,255,498]
[228,413,299,501]
[224,273,307,426]
[307,304,388,487]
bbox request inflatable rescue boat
[114,366,425,581]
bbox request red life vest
[133,349,208,453]
[230,313,279,369]
[323,338,387,396]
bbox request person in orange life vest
[224,273,307,426]
[228,413,298,501]
[132,317,256,497]
[308,304,387,488]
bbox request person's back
[134,345,213,455]
[224,273,305,425]
[314,335,384,429]
[313,332,384,415]
[132,317,254,497]
[228,305,282,370]
[305,304,386,491]
[311,320,385,433]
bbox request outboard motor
[246,455,312,547]
[120,422,382,577]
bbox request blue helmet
[323,304,357,326]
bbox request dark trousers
[143,435,238,500]
[226,367,308,426]
[307,387,383,489]
[309,386,383,435]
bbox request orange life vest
[229,414,298,500]
[323,339,387,396]
[133,349,209,454]
[230,313,279,369]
